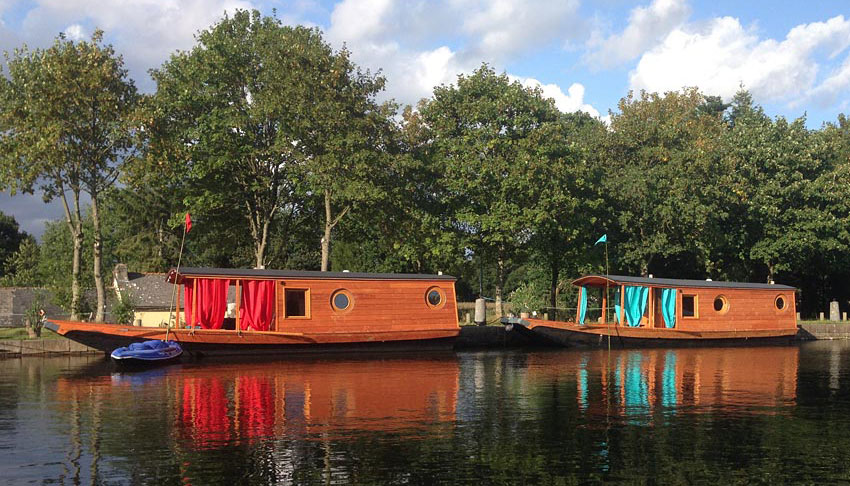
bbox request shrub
[111,291,135,325]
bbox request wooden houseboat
[46,267,460,356]
[502,275,798,346]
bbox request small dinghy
[111,340,183,366]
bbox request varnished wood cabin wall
[273,279,459,333]
[675,287,796,331]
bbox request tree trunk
[321,190,333,272]
[156,219,164,265]
[71,229,82,320]
[320,190,350,272]
[549,261,559,310]
[255,218,269,269]
[59,189,84,321]
[25,318,36,339]
[91,193,105,322]
[321,202,332,271]
[494,256,505,319]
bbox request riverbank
[0,335,98,357]
[1,322,847,357]
[0,325,531,358]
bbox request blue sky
[2,0,850,238]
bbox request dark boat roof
[572,274,795,290]
[168,266,456,282]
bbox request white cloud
[326,0,585,106]
[19,0,255,90]
[629,15,850,102]
[64,23,85,40]
[460,0,582,59]
[806,53,850,107]
[328,0,395,43]
[415,46,460,94]
[518,77,602,119]
[587,0,689,68]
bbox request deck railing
[537,305,620,324]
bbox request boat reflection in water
[527,346,798,425]
[39,346,804,484]
[56,355,460,449]
[172,357,459,448]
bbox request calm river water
[2,341,850,484]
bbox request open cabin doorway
[653,288,664,328]
[577,285,618,325]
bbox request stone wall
[0,339,99,357]
[797,322,850,340]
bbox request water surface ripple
[2,341,850,484]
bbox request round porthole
[331,290,353,312]
[775,295,786,311]
[713,295,729,313]
[426,287,445,309]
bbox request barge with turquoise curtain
[502,275,798,347]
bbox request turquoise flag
[594,234,607,245]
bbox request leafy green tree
[525,112,605,308]
[0,36,85,318]
[726,92,850,291]
[420,65,559,314]
[272,25,391,272]
[603,88,729,277]
[37,219,95,314]
[101,185,183,272]
[144,10,295,269]
[329,104,463,276]
[0,211,28,278]
[1,235,39,286]
[144,10,390,271]
[0,31,137,321]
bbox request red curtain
[240,280,275,331]
[183,278,230,329]
[183,281,194,328]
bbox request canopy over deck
[167,266,457,284]
[571,274,795,291]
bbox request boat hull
[46,320,459,357]
[503,317,798,348]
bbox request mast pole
[165,220,188,342]
[605,242,610,351]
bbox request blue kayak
[111,340,183,365]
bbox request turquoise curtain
[614,288,621,324]
[578,286,588,325]
[661,288,677,328]
[624,286,648,327]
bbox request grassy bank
[0,328,63,340]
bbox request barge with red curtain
[46,267,460,356]
[503,275,798,347]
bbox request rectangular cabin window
[682,294,697,318]
[285,288,310,318]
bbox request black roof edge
[574,274,796,291]
[167,266,456,282]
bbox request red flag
[185,212,192,233]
